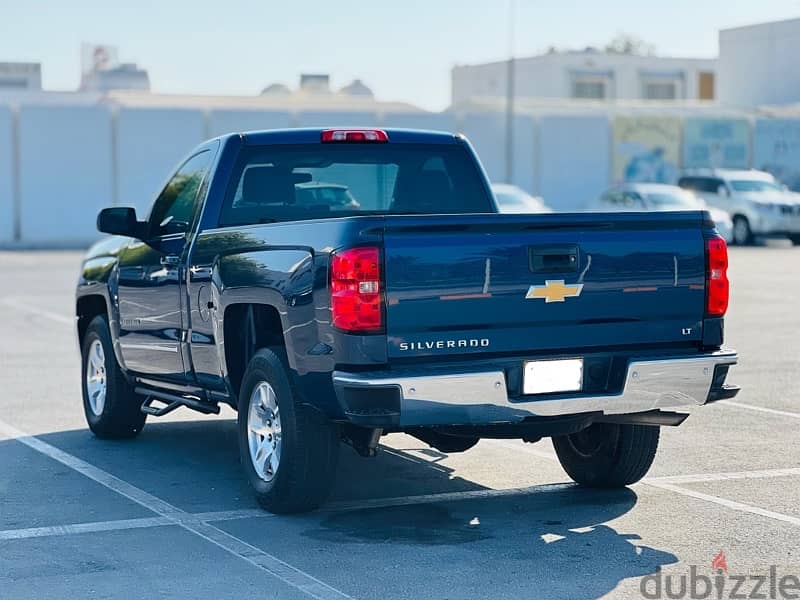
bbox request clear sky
[1,0,799,110]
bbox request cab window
[148,151,213,238]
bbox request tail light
[706,236,729,317]
[321,129,389,143]
[330,246,383,332]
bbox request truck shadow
[10,419,677,598]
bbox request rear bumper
[332,350,738,427]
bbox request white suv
[678,170,800,245]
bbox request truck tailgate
[382,212,707,358]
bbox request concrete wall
[753,118,800,190]
[296,111,379,128]
[117,107,205,216]
[459,112,536,192]
[0,106,13,243]
[538,116,610,210]
[719,18,800,107]
[18,105,113,245]
[208,109,291,137]
[2,98,800,245]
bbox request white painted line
[0,418,353,600]
[476,438,800,528]
[647,466,800,485]
[192,508,268,522]
[485,438,559,462]
[717,400,800,420]
[644,480,800,528]
[380,446,451,473]
[0,297,74,325]
[0,509,271,542]
[0,516,172,541]
[0,484,578,544]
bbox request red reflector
[321,129,389,143]
[330,247,383,332]
[706,237,729,317]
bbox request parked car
[678,169,800,245]
[589,183,733,243]
[76,128,738,514]
[491,183,552,213]
[295,181,360,210]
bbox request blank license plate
[523,358,583,395]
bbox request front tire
[552,423,659,488]
[732,215,753,246]
[238,348,339,514]
[81,315,146,439]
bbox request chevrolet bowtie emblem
[526,280,584,303]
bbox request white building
[80,63,150,92]
[718,18,800,108]
[452,49,717,105]
[0,62,42,90]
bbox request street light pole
[505,0,516,184]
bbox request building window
[643,81,677,100]
[572,79,607,99]
[639,70,684,100]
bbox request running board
[136,387,220,417]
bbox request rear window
[219,143,493,226]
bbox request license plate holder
[523,358,584,395]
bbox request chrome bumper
[332,350,738,427]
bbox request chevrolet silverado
[76,128,739,513]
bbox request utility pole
[504,0,516,184]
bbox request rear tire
[732,215,753,246]
[238,348,340,514]
[81,315,146,439]
[552,423,659,488]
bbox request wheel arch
[76,294,110,345]
[222,302,285,400]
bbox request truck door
[116,150,213,382]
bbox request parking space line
[0,418,354,600]
[717,400,800,420]
[644,480,800,527]
[0,297,74,325]
[646,466,800,485]
[483,438,559,461]
[0,481,577,543]
[0,516,173,541]
[0,509,269,542]
[462,439,800,528]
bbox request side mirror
[97,207,145,238]
[717,185,729,198]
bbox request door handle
[160,255,180,267]
[530,245,579,273]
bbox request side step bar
[136,387,220,417]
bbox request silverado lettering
[76,127,739,514]
[399,339,490,351]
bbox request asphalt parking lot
[1,245,798,600]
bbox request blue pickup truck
[76,128,739,513]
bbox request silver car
[491,184,552,214]
[589,183,734,243]
[678,170,800,245]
